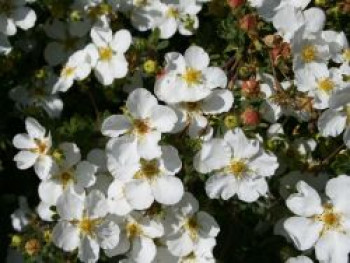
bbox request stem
[321,143,345,166]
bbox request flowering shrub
[1,0,350,262]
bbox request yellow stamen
[301,45,317,63]
[98,47,113,61]
[61,66,76,78]
[228,160,247,178]
[134,159,160,180]
[318,78,334,93]
[126,222,143,239]
[167,7,179,18]
[184,217,199,241]
[133,119,150,135]
[182,68,202,86]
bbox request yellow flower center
[31,139,49,155]
[134,159,160,180]
[59,171,74,189]
[184,217,199,241]
[167,7,179,18]
[78,217,99,236]
[346,105,350,125]
[99,47,113,61]
[315,205,342,235]
[318,78,335,93]
[301,45,317,63]
[61,66,76,78]
[126,222,143,239]
[181,253,196,263]
[133,119,150,135]
[228,160,247,178]
[182,68,202,86]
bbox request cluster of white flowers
[7,0,350,262]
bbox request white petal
[202,67,228,89]
[137,131,162,160]
[108,180,132,216]
[224,128,259,159]
[184,46,209,71]
[96,219,120,249]
[56,189,84,221]
[76,161,98,188]
[166,232,193,257]
[304,8,326,33]
[78,236,100,263]
[37,201,55,222]
[91,26,112,47]
[38,180,63,205]
[201,89,234,114]
[318,109,346,137]
[94,61,114,85]
[124,180,154,210]
[325,175,350,216]
[13,7,36,30]
[197,211,220,237]
[111,29,132,53]
[131,236,156,263]
[59,142,81,169]
[14,151,38,170]
[34,155,53,180]
[52,221,80,252]
[106,137,140,180]
[160,145,182,175]
[205,173,237,200]
[315,231,350,263]
[101,115,132,138]
[249,151,279,177]
[152,175,184,205]
[149,105,177,132]
[25,117,45,139]
[126,88,157,119]
[286,181,323,217]
[85,190,109,219]
[194,139,231,173]
[237,178,268,202]
[283,216,323,251]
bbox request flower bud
[241,79,260,97]
[224,114,239,129]
[25,239,41,256]
[241,108,260,126]
[239,14,257,32]
[10,235,22,247]
[143,59,157,74]
[227,0,245,8]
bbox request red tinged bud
[241,108,260,126]
[241,79,260,97]
[239,14,257,32]
[227,0,245,8]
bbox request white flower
[13,117,53,180]
[286,255,313,263]
[163,193,219,258]
[170,89,233,138]
[284,176,350,263]
[296,67,345,110]
[194,128,278,202]
[322,31,349,64]
[317,91,350,148]
[101,88,177,159]
[248,0,280,22]
[157,0,201,39]
[44,19,87,66]
[155,46,227,104]
[54,48,93,93]
[87,25,131,85]
[107,139,183,213]
[52,189,120,263]
[0,0,36,36]
[130,0,164,32]
[154,245,216,263]
[38,143,98,206]
[105,212,164,263]
[291,28,330,84]
[11,196,31,232]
